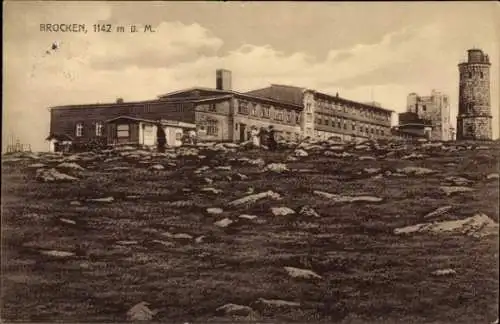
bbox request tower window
[480,72,484,79]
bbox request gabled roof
[158,86,303,110]
[105,116,196,128]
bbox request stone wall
[457,116,492,140]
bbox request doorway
[239,123,246,142]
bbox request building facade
[457,48,492,140]
[47,70,394,150]
[406,90,453,141]
[247,85,393,142]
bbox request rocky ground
[1,139,499,323]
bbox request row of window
[314,117,386,135]
[197,119,218,136]
[306,101,391,121]
[75,122,104,137]
[237,101,300,124]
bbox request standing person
[267,125,277,151]
[156,122,166,153]
[250,126,260,148]
[188,128,197,145]
[259,127,268,149]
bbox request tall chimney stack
[216,69,232,91]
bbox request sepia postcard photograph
[2,1,499,323]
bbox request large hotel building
[47,70,394,149]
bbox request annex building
[47,70,394,150]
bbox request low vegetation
[1,139,499,323]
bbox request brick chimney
[216,69,232,91]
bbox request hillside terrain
[1,139,499,323]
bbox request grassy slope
[1,142,499,323]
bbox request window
[343,123,347,130]
[117,124,130,138]
[469,72,472,78]
[371,128,374,134]
[381,130,385,135]
[207,119,218,136]
[262,106,270,118]
[144,125,153,136]
[352,124,356,131]
[480,72,484,79]
[285,112,291,123]
[208,104,216,112]
[176,132,183,140]
[275,111,284,121]
[306,114,312,123]
[324,118,328,126]
[306,103,312,113]
[250,104,257,116]
[76,123,83,137]
[337,121,341,128]
[316,117,321,125]
[295,114,300,124]
[422,105,427,112]
[238,101,249,114]
[95,122,103,136]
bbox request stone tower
[457,48,492,140]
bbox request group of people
[156,121,279,152]
[249,125,278,150]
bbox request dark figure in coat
[267,125,277,151]
[259,127,268,148]
[156,123,166,153]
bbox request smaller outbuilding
[105,116,196,148]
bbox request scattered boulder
[363,168,381,175]
[294,149,308,157]
[228,191,281,207]
[397,166,436,176]
[271,207,296,216]
[214,218,234,228]
[424,206,453,219]
[394,213,498,238]
[432,268,457,276]
[216,303,254,317]
[207,207,224,215]
[239,214,258,220]
[149,164,165,171]
[57,162,85,171]
[36,168,78,182]
[358,156,376,161]
[165,200,194,208]
[253,298,300,308]
[313,191,383,203]
[200,187,223,195]
[263,163,289,173]
[27,163,47,169]
[444,176,473,186]
[59,218,76,225]
[40,250,75,257]
[126,302,157,321]
[88,196,114,203]
[486,173,499,180]
[284,266,322,279]
[440,186,475,196]
[162,232,193,240]
[298,205,320,218]
[401,153,426,160]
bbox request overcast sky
[3,1,499,151]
